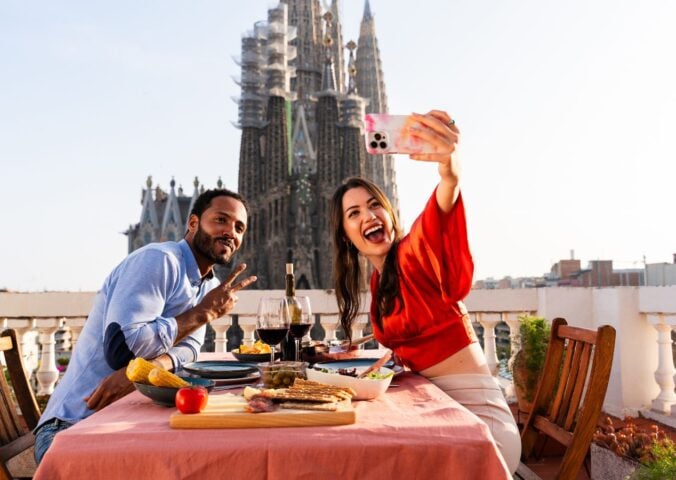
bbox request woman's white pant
[429,373,521,475]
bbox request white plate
[211,371,261,386]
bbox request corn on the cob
[126,357,156,384]
[147,367,190,388]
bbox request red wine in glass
[289,323,312,339]
[256,297,291,364]
[291,296,312,362]
[257,327,289,346]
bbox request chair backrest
[0,329,41,480]
[520,317,616,480]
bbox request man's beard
[193,225,233,265]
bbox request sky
[1,0,674,292]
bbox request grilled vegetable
[126,357,157,384]
[147,367,190,388]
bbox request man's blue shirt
[38,239,219,429]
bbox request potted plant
[510,315,550,415]
[632,436,676,479]
[592,416,675,480]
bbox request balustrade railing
[645,312,676,416]
[1,286,674,426]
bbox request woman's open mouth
[364,225,385,243]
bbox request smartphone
[364,113,436,155]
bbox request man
[34,188,257,463]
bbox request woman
[330,110,520,474]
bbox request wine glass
[256,297,291,364]
[289,296,312,362]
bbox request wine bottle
[282,263,301,360]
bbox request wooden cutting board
[169,394,356,429]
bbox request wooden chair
[0,329,41,480]
[515,318,616,480]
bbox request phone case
[364,114,436,155]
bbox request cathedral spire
[284,0,323,99]
[233,22,266,128]
[319,11,337,93]
[263,3,295,99]
[137,176,160,247]
[186,176,200,227]
[339,39,367,179]
[363,0,372,20]
[160,176,183,241]
[356,0,387,114]
[329,0,345,93]
[345,39,358,95]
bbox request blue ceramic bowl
[134,376,214,407]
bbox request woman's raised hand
[408,109,461,212]
[408,110,459,163]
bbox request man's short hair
[190,189,249,218]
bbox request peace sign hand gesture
[201,263,257,319]
[175,263,257,342]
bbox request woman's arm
[409,110,461,213]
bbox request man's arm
[87,264,257,411]
[84,354,174,411]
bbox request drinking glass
[289,296,312,362]
[256,297,291,364]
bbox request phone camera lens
[374,133,382,141]
[379,142,387,149]
[370,141,378,148]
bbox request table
[34,361,510,479]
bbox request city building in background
[125,176,205,252]
[472,252,676,289]
[645,254,676,286]
[125,0,398,290]
[234,0,397,289]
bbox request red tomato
[175,386,208,414]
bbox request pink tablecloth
[35,362,510,479]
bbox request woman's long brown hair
[330,177,404,342]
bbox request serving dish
[210,371,261,387]
[306,366,394,400]
[301,342,364,364]
[314,358,404,376]
[258,361,307,388]
[181,361,258,379]
[134,376,215,407]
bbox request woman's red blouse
[370,189,476,372]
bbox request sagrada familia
[126,0,398,289]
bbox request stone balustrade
[645,313,676,417]
[1,286,674,427]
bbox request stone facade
[126,1,399,290]
[235,0,398,289]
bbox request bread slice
[292,378,357,398]
[271,390,340,403]
[279,401,338,411]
